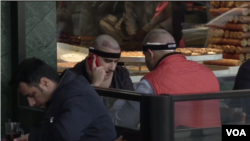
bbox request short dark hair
[9,57,60,88]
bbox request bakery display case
[56,1,247,84]
[119,48,224,75]
[120,48,223,63]
[182,1,210,47]
[191,1,250,81]
[206,1,250,66]
[118,2,250,83]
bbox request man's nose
[27,97,36,107]
[109,62,116,71]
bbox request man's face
[18,78,57,109]
[98,56,119,80]
[144,51,154,71]
[97,46,120,80]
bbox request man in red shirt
[110,29,221,129]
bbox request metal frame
[217,75,236,83]
[140,95,174,141]
[95,87,142,101]
[167,89,250,141]
[10,1,26,121]
[96,88,250,141]
[171,89,250,102]
[96,88,174,141]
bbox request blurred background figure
[57,2,101,41]
[123,1,158,42]
[135,1,186,47]
[57,2,76,38]
[96,2,126,43]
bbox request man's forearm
[110,101,140,129]
[110,79,155,129]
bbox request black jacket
[29,70,117,141]
[69,59,134,109]
[227,59,250,122]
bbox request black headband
[89,47,121,58]
[142,43,176,51]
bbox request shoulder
[67,76,91,91]
[69,60,86,75]
[195,62,218,77]
[236,59,250,77]
[59,78,100,107]
[60,73,93,98]
[240,59,250,70]
[137,79,152,88]
[115,66,130,76]
[143,69,159,79]
[136,79,155,94]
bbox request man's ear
[148,49,154,60]
[40,77,49,87]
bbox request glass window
[56,1,210,73]
[102,96,140,130]
[174,97,250,141]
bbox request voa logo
[226,129,246,136]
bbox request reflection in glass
[56,1,208,48]
[174,98,250,141]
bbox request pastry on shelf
[121,48,223,58]
[121,51,144,57]
[203,59,242,66]
[175,48,223,55]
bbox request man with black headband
[70,35,134,108]
[109,29,221,130]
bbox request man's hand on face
[13,134,29,141]
[91,55,106,87]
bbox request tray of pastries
[119,48,223,63]
[121,51,144,57]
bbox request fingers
[95,66,104,70]
[92,55,97,69]
[97,67,106,76]
[93,66,106,78]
